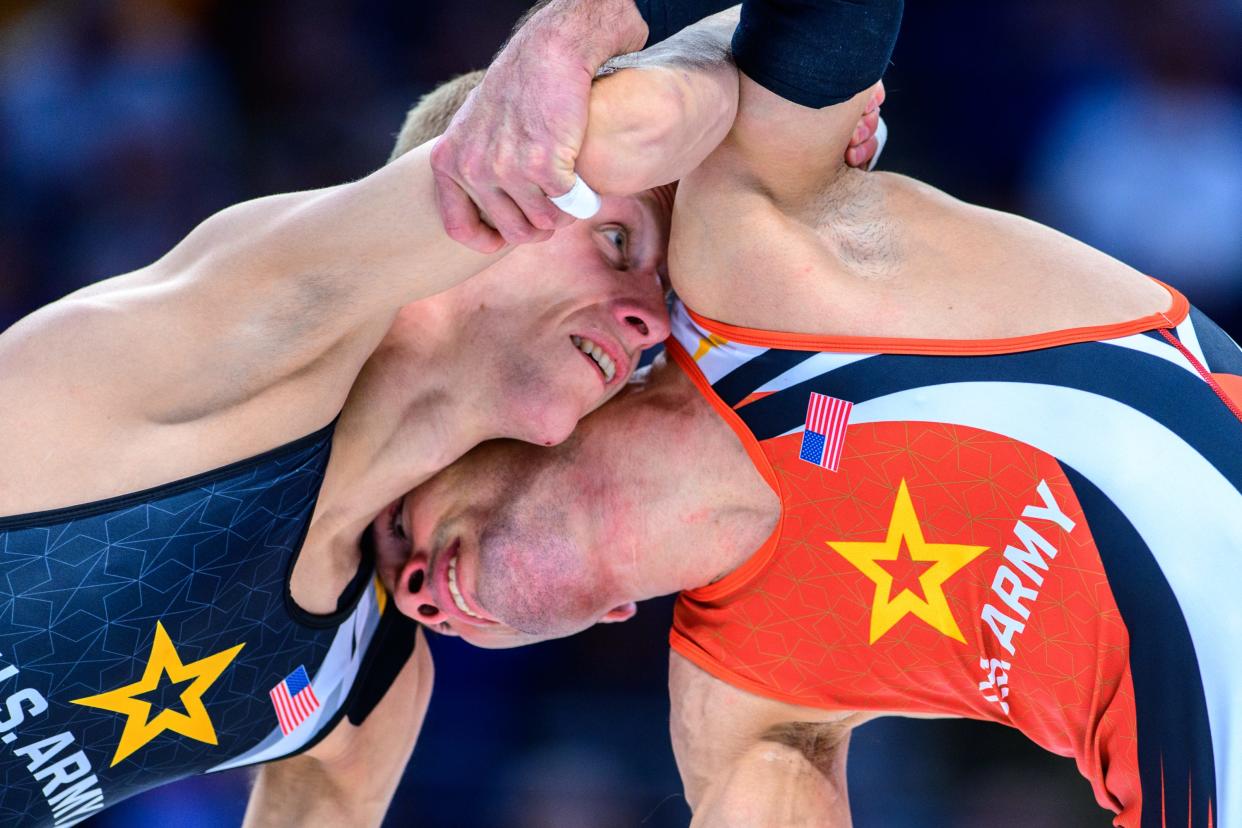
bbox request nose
[397,556,450,626]
[612,296,670,353]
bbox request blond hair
[389,70,485,163]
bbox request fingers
[846,136,880,170]
[478,188,555,246]
[432,135,575,247]
[849,110,881,149]
[432,169,506,254]
[845,106,884,170]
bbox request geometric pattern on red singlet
[673,421,1141,818]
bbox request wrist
[538,0,649,70]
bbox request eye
[599,224,629,264]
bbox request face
[434,187,674,446]
[371,434,637,648]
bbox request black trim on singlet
[712,349,817,407]
[281,604,422,759]
[1061,465,1217,827]
[283,521,375,630]
[727,341,1242,489]
[345,608,421,726]
[1190,306,1242,375]
[0,419,339,530]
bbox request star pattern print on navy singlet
[0,424,359,827]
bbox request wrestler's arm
[667,2,897,319]
[670,651,862,827]
[242,628,434,828]
[576,8,877,194]
[0,140,510,444]
[576,8,741,196]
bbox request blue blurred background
[1,1,1239,826]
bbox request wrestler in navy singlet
[0,423,416,827]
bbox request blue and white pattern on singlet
[0,423,399,827]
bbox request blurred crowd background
[1,1,1239,826]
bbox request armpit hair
[759,721,849,776]
[813,169,900,281]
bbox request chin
[517,401,581,447]
[458,632,531,650]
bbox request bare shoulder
[0,251,370,516]
[670,166,1173,339]
[896,173,1170,322]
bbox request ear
[600,602,637,624]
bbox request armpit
[759,720,852,776]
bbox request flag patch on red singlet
[799,393,852,471]
[269,665,319,735]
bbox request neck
[310,298,524,550]
[601,361,780,602]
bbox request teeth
[571,335,617,382]
[447,555,483,620]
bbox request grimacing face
[435,188,674,446]
[372,435,638,648]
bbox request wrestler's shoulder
[0,269,348,517]
[887,175,1168,325]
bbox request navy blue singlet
[0,422,417,827]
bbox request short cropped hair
[388,70,485,163]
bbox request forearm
[163,142,507,322]
[577,9,740,194]
[244,629,432,828]
[632,0,739,45]
[245,756,382,828]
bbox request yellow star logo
[692,333,728,361]
[827,480,987,644]
[71,621,245,767]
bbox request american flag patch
[269,665,319,736]
[799,392,852,472]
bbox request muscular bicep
[669,652,861,827]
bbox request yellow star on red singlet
[827,479,987,644]
[71,621,244,767]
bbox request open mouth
[571,335,617,383]
[447,553,486,620]
[439,543,495,625]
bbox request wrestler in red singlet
[667,292,1242,827]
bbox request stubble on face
[467,435,608,636]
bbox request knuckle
[429,140,454,169]
[524,144,550,174]
[457,156,483,182]
[532,202,561,228]
[492,154,518,183]
[503,223,536,245]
